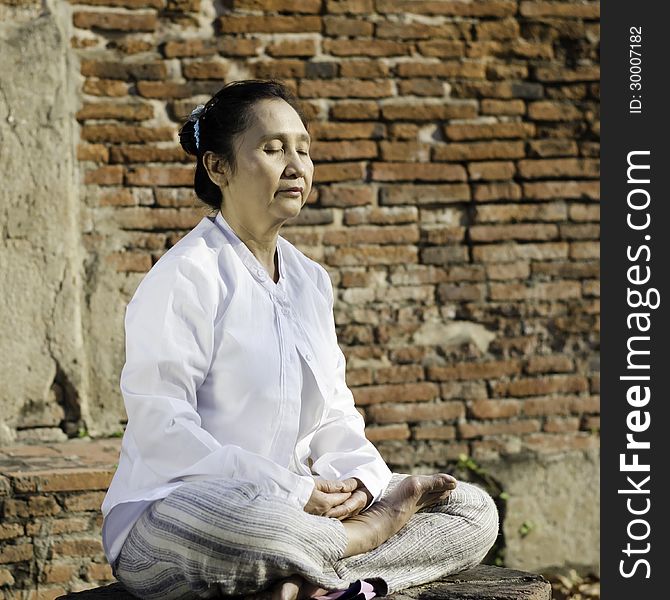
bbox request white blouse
[101,211,393,566]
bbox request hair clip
[188,104,206,151]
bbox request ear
[203,151,228,187]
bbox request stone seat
[56,565,551,599]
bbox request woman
[101,79,498,600]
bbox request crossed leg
[114,473,498,599]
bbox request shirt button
[305,353,312,361]
[255,268,267,281]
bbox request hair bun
[179,119,199,156]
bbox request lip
[276,187,303,194]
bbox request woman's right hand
[303,478,359,517]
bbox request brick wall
[73,0,600,465]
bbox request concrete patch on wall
[482,449,600,575]
[0,4,86,443]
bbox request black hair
[179,79,310,211]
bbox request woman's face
[219,98,313,229]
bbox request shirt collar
[213,211,286,289]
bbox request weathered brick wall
[73,0,600,463]
[73,0,601,463]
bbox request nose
[284,148,308,178]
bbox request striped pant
[114,473,499,598]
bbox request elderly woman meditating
[101,79,498,599]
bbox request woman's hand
[324,478,373,521]
[303,478,358,517]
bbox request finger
[315,479,352,494]
[324,491,367,519]
[339,478,360,493]
[322,491,353,508]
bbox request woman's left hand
[324,478,373,520]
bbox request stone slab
[56,565,551,599]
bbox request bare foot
[341,474,456,558]
[268,574,329,600]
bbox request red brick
[116,208,204,230]
[569,204,600,222]
[372,162,467,182]
[413,425,457,440]
[182,61,230,80]
[521,1,599,18]
[311,122,383,140]
[485,261,530,280]
[81,125,173,143]
[467,161,515,181]
[7,468,113,493]
[217,14,320,33]
[511,40,554,60]
[330,101,380,120]
[380,184,470,205]
[525,355,574,374]
[107,252,156,273]
[0,568,15,586]
[544,416,580,433]
[531,260,598,279]
[470,224,558,242]
[318,185,374,208]
[473,242,569,262]
[427,360,521,381]
[42,562,77,585]
[535,65,600,82]
[420,246,469,264]
[528,101,581,121]
[323,16,374,37]
[522,181,599,200]
[522,395,575,417]
[570,241,599,259]
[476,18,519,40]
[126,166,193,186]
[80,60,166,81]
[481,99,525,116]
[437,283,486,302]
[518,158,599,179]
[395,62,485,79]
[162,39,217,57]
[377,20,471,40]
[267,38,318,57]
[52,538,104,558]
[560,224,599,240]
[365,424,410,442]
[475,202,566,223]
[73,11,157,31]
[367,401,464,424]
[98,189,137,207]
[325,245,418,267]
[458,419,541,439]
[0,543,33,564]
[82,79,128,97]
[468,400,521,419]
[434,141,524,162]
[85,562,115,582]
[353,383,440,406]
[4,496,61,517]
[72,0,163,6]
[137,81,220,99]
[323,226,418,246]
[84,165,123,185]
[373,365,424,385]
[378,141,428,162]
[312,140,377,161]
[570,395,600,413]
[77,144,109,162]
[314,161,366,183]
[583,415,600,432]
[497,375,589,397]
[0,523,24,540]
[527,139,579,158]
[376,0,516,17]
[340,60,391,79]
[444,122,534,141]
[473,182,522,202]
[109,146,190,164]
[416,40,465,58]
[422,226,466,244]
[300,79,394,98]
[343,206,417,225]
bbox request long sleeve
[120,256,315,509]
[309,267,393,505]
